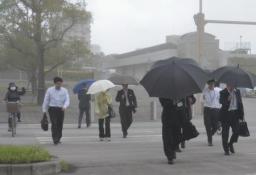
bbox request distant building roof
[111,43,177,59]
[180,32,216,39]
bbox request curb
[0,159,61,175]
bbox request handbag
[108,105,116,118]
[239,121,250,137]
[41,113,49,131]
[182,121,199,141]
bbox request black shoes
[53,140,61,145]
[224,143,235,155]
[224,151,230,156]
[229,143,235,153]
[123,132,128,138]
[168,159,174,165]
[208,142,213,146]
[175,148,182,152]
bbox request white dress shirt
[228,90,238,111]
[203,87,221,109]
[123,89,129,106]
[42,86,70,113]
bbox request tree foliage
[0,0,91,104]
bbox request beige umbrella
[87,80,116,94]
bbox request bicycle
[6,102,21,137]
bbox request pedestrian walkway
[1,121,256,175]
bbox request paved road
[0,98,256,175]
[0,121,256,175]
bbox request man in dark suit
[159,98,183,164]
[77,88,91,128]
[116,84,137,138]
[219,84,244,155]
[179,95,196,149]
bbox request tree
[0,0,91,104]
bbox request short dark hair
[207,79,215,84]
[53,77,63,83]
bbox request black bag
[108,105,116,118]
[239,121,250,137]
[182,121,199,141]
[41,113,49,131]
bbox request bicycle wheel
[11,114,16,137]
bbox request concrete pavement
[0,97,256,175]
[0,121,256,175]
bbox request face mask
[10,87,16,91]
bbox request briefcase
[182,121,199,141]
[239,121,250,137]
[41,113,49,131]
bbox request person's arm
[131,90,137,108]
[219,90,226,105]
[17,87,26,96]
[189,95,196,105]
[237,90,244,120]
[63,89,70,110]
[42,89,50,113]
[115,91,121,102]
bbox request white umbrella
[87,80,116,94]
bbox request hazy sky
[86,0,256,54]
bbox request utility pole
[194,0,205,67]
[194,0,256,67]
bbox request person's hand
[239,119,243,123]
[132,107,136,113]
[188,97,193,104]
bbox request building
[95,31,256,120]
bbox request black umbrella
[212,65,256,89]
[140,57,209,100]
[108,73,139,85]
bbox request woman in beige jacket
[95,90,112,141]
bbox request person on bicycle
[4,83,25,127]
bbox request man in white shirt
[42,77,70,145]
[202,80,221,146]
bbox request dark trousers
[119,106,133,136]
[98,116,111,138]
[204,107,219,143]
[78,107,90,127]
[17,112,21,120]
[162,112,182,160]
[221,111,240,152]
[48,107,64,143]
